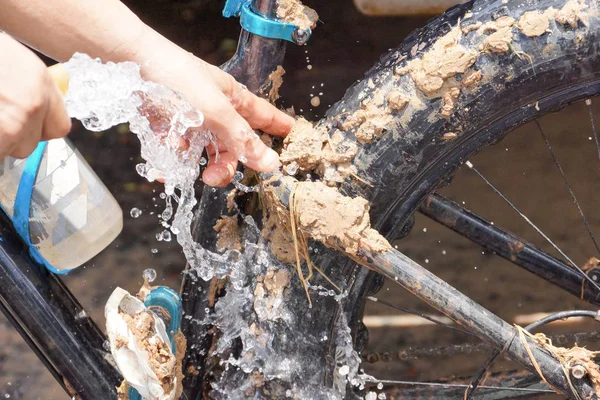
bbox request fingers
[10,103,45,159]
[201,92,281,173]
[41,78,72,140]
[202,150,238,187]
[231,88,295,136]
[0,37,70,160]
[0,104,41,158]
[211,67,294,136]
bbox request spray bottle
[0,64,123,274]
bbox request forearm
[0,0,186,70]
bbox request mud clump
[386,90,409,111]
[122,311,177,395]
[518,10,553,37]
[400,26,477,96]
[292,181,391,255]
[253,267,292,321]
[214,215,242,252]
[345,99,394,143]
[269,224,298,264]
[276,0,319,31]
[480,16,515,53]
[266,66,285,103]
[555,0,588,28]
[524,329,600,396]
[396,26,479,118]
[280,118,329,171]
[338,85,411,144]
[437,69,482,118]
[173,332,186,400]
[280,118,358,184]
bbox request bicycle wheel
[184,0,600,398]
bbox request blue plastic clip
[9,142,67,275]
[223,0,311,44]
[129,286,183,400]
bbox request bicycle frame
[1,0,599,399]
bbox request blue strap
[144,286,183,352]
[223,0,245,17]
[223,0,311,44]
[13,142,66,275]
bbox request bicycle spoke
[366,295,474,335]
[367,372,556,400]
[419,193,600,304]
[535,119,600,255]
[464,160,600,295]
[366,379,554,394]
[586,99,600,164]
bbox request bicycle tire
[193,0,600,397]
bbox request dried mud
[555,0,588,27]
[213,215,242,252]
[253,267,292,321]
[276,0,318,31]
[518,10,553,37]
[266,66,285,103]
[291,181,391,255]
[280,117,358,184]
[122,310,177,395]
[480,16,516,53]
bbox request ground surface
[0,1,598,399]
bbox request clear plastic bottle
[0,138,123,272]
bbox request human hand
[0,33,71,159]
[138,45,294,187]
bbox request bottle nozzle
[47,63,70,96]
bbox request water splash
[64,53,242,281]
[64,53,365,399]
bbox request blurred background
[1,1,598,399]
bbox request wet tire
[308,0,600,396]
[191,0,600,397]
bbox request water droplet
[103,340,110,351]
[159,193,167,200]
[377,382,383,390]
[151,248,158,254]
[130,207,142,218]
[135,163,148,177]
[143,268,157,282]
[234,171,244,182]
[162,230,172,242]
[423,228,427,233]
[162,207,173,221]
[285,162,299,176]
[199,157,207,166]
[338,365,350,376]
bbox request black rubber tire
[190,0,600,398]
[306,0,600,397]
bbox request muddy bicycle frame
[1,0,599,398]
